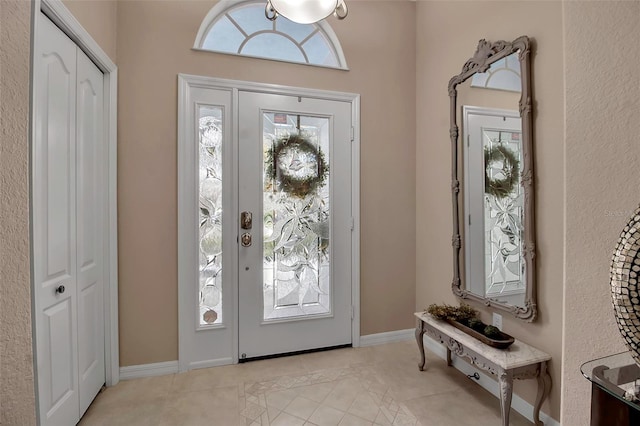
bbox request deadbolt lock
[241,232,252,247]
[241,211,252,230]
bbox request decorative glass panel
[196,2,345,69]
[262,112,331,320]
[483,129,525,297]
[199,106,224,325]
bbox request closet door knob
[55,285,66,294]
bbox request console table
[414,312,552,426]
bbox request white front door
[237,92,352,359]
[34,13,106,425]
[178,78,357,368]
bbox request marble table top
[415,312,551,370]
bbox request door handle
[55,284,66,294]
[241,211,253,230]
[241,233,252,247]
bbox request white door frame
[178,75,361,370]
[31,0,119,397]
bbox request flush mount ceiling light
[265,0,348,24]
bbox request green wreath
[265,134,328,198]
[484,145,520,199]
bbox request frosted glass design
[199,2,342,68]
[199,106,223,326]
[263,113,331,320]
[483,130,525,297]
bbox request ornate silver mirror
[449,36,537,321]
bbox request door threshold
[239,344,352,363]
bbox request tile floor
[79,340,531,426]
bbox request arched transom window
[193,0,348,69]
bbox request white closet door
[34,14,79,426]
[76,49,105,416]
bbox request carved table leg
[533,361,552,426]
[415,317,426,371]
[498,370,513,426]
[446,347,452,367]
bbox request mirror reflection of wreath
[266,134,328,198]
[484,145,520,199]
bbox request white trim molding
[119,361,179,381]
[34,0,119,387]
[422,335,560,426]
[359,329,414,347]
[189,358,235,371]
[178,75,360,367]
[350,96,361,348]
[40,0,116,71]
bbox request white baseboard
[359,328,414,347]
[422,335,560,426]
[188,357,234,370]
[119,360,179,380]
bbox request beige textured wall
[5,1,639,423]
[117,1,417,366]
[62,0,117,62]
[562,1,640,424]
[0,1,37,425]
[415,1,563,421]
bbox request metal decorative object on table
[611,205,640,372]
